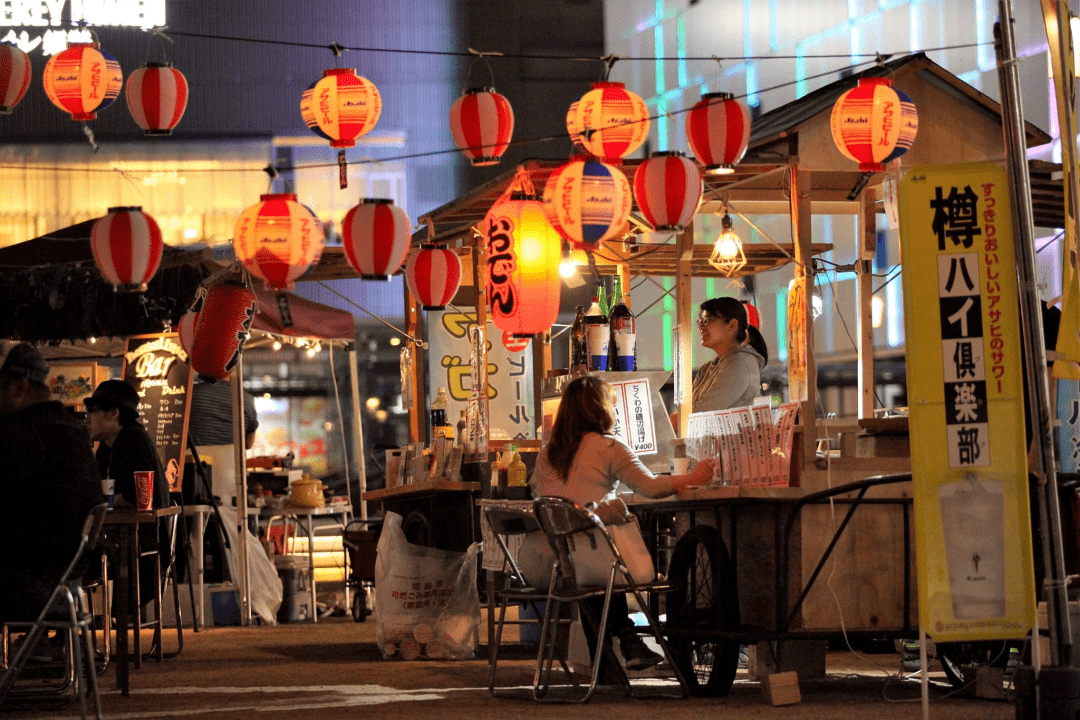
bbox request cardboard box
[762,670,801,706]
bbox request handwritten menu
[686,401,800,486]
[122,334,194,492]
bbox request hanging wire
[315,280,425,347]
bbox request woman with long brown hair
[528,375,715,671]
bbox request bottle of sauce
[430,387,452,442]
[583,292,610,371]
[609,276,636,371]
[569,305,588,374]
[456,410,468,448]
[507,446,527,487]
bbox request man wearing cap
[0,343,102,621]
[85,379,169,511]
[692,296,766,412]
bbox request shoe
[619,632,664,671]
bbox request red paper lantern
[300,68,382,148]
[542,157,632,250]
[185,283,257,381]
[406,244,462,310]
[830,77,918,173]
[685,92,751,175]
[126,62,189,136]
[449,87,514,166]
[566,81,649,159]
[0,43,31,114]
[633,151,702,232]
[177,310,198,357]
[502,331,530,353]
[90,206,164,293]
[42,42,122,121]
[233,193,324,291]
[485,193,562,337]
[744,302,761,329]
[341,198,411,280]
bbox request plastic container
[275,555,311,623]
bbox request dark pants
[581,594,635,666]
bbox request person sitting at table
[692,296,765,412]
[527,375,716,672]
[85,379,171,603]
[0,343,102,622]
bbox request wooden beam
[790,166,818,466]
[405,279,423,445]
[857,189,877,419]
[674,220,694,437]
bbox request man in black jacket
[0,343,102,621]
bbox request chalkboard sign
[122,333,193,492]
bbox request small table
[103,506,181,696]
[248,504,352,623]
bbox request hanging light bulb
[811,288,824,320]
[559,242,576,279]
[272,339,283,351]
[708,210,746,277]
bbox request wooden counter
[363,480,480,502]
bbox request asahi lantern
[300,68,381,148]
[830,77,918,172]
[566,81,649,159]
[542,157,631,251]
[42,42,123,121]
[90,206,164,293]
[233,194,324,291]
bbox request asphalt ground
[1,611,1020,719]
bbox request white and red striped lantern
[542,157,632,251]
[566,82,649,159]
[0,43,31,114]
[90,206,164,293]
[177,309,198,358]
[341,198,411,280]
[633,151,702,232]
[126,62,188,136]
[42,42,123,121]
[830,77,918,173]
[449,87,514,166]
[485,193,562,337]
[405,244,462,310]
[233,194,324,291]
[685,92,751,175]
[184,283,257,381]
[299,68,382,148]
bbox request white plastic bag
[570,516,655,587]
[375,511,480,659]
[217,505,283,625]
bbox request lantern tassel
[81,123,99,153]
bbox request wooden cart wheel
[665,525,740,697]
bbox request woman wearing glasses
[692,296,766,412]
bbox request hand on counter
[671,456,717,493]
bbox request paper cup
[670,457,690,475]
[385,449,404,488]
[586,324,609,371]
[134,471,154,511]
[101,478,115,509]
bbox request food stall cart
[393,52,1057,692]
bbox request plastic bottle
[507,446,527,487]
[456,410,467,448]
[608,277,636,371]
[569,305,588,374]
[597,282,609,317]
[490,451,506,498]
[583,293,610,372]
[430,387,452,441]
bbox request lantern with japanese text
[90,206,164,293]
[566,81,649,159]
[565,100,584,149]
[42,42,123,121]
[405,244,462,310]
[502,331,530,353]
[449,87,514,166]
[233,194,324,291]
[341,198,411,280]
[486,194,562,337]
[0,43,31,114]
[830,77,918,173]
[685,92,751,175]
[633,151,702,232]
[299,68,382,148]
[184,282,257,382]
[126,62,189,136]
[542,157,632,251]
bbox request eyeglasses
[697,315,722,329]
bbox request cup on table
[134,471,154,511]
[670,457,690,475]
[101,478,115,510]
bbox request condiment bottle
[608,276,636,371]
[456,410,467,448]
[507,446,527,487]
[430,387,452,441]
[569,305,588,374]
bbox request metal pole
[996,1,1071,666]
[231,358,251,625]
[347,342,368,521]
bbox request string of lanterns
[5,32,921,354]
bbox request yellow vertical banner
[786,277,807,402]
[899,162,1035,642]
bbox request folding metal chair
[142,510,184,660]
[484,505,578,697]
[0,502,108,720]
[531,496,688,703]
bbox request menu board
[122,333,193,492]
